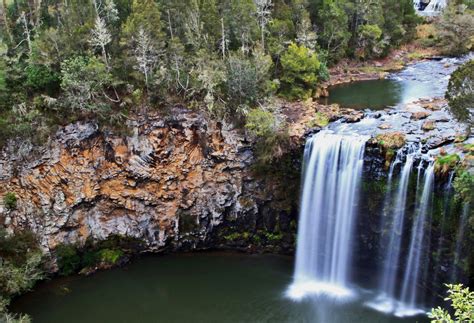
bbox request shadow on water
[11,253,427,323]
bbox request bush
[25,65,60,94]
[453,171,474,203]
[55,244,81,276]
[436,4,474,56]
[3,192,17,210]
[428,284,474,322]
[356,24,387,59]
[97,249,123,265]
[446,60,474,125]
[280,43,321,100]
[0,229,39,266]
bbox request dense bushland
[0,0,421,148]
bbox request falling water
[287,131,367,300]
[450,203,471,282]
[368,147,417,313]
[396,163,435,317]
[424,0,447,12]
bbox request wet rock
[378,123,392,130]
[425,135,456,149]
[422,121,436,131]
[411,111,431,120]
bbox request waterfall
[287,131,367,300]
[450,203,471,282]
[396,164,435,317]
[369,148,417,313]
[424,0,447,12]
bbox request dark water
[320,57,469,110]
[12,253,427,323]
[320,79,434,110]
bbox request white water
[424,0,447,12]
[451,203,471,282]
[368,147,417,313]
[396,164,435,317]
[287,131,367,300]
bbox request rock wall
[0,107,299,254]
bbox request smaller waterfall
[287,131,367,300]
[368,147,417,313]
[424,0,447,12]
[396,164,435,317]
[450,203,471,282]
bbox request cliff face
[0,107,299,254]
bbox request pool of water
[320,57,470,110]
[11,253,428,323]
[319,79,434,110]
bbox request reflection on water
[320,56,472,110]
[11,253,427,323]
[319,79,434,110]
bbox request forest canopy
[0,0,421,145]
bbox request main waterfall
[287,131,367,300]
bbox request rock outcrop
[0,107,298,254]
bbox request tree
[254,0,273,48]
[436,3,474,56]
[60,55,114,114]
[90,17,112,68]
[446,59,474,125]
[133,28,158,91]
[317,0,350,62]
[355,24,386,59]
[428,284,474,322]
[280,42,320,100]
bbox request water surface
[12,253,427,323]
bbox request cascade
[424,0,448,12]
[451,203,471,282]
[396,163,435,317]
[368,146,417,313]
[287,131,367,300]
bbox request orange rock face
[0,108,298,253]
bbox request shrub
[436,4,474,56]
[3,192,17,210]
[280,43,321,100]
[434,154,461,175]
[97,249,123,265]
[446,60,474,125]
[0,229,39,266]
[25,65,60,94]
[55,244,81,276]
[428,284,474,322]
[453,171,474,203]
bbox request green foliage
[446,60,474,125]
[436,4,474,56]
[453,171,474,203]
[97,249,124,265]
[60,55,114,114]
[55,244,81,276]
[308,112,330,128]
[0,0,424,146]
[280,43,321,100]
[428,284,474,322]
[0,230,43,322]
[3,192,17,210]
[245,108,278,137]
[434,154,461,175]
[25,65,60,94]
[356,24,386,59]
